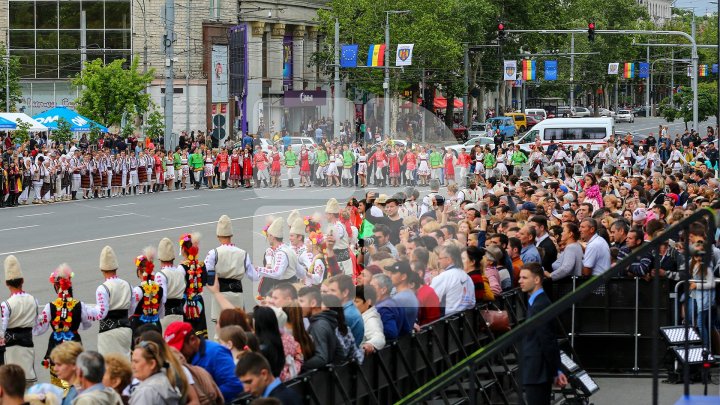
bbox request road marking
[16,212,54,218]
[98,213,135,219]
[0,206,324,256]
[179,203,209,209]
[242,197,263,200]
[175,195,199,200]
[105,203,136,208]
[0,225,39,232]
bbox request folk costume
[94,246,133,357]
[155,237,186,331]
[249,218,299,297]
[130,248,164,332]
[325,198,353,276]
[179,233,208,338]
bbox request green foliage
[88,123,102,146]
[73,58,153,127]
[12,119,31,145]
[0,44,23,112]
[51,118,74,146]
[121,121,135,139]
[658,83,717,127]
[145,110,164,141]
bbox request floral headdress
[136,246,160,323]
[304,215,322,233]
[308,231,325,248]
[44,264,77,367]
[179,233,203,320]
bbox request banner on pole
[544,60,557,81]
[608,63,619,75]
[521,59,536,81]
[503,60,517,81]
[638,62,649,79]
[623,63,635,79]
[340,44,359,68]
[395,44,414,66]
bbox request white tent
[0,112,49,132]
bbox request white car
[257,138,276,154]
[615,109,635,123]
[446,136,495,156]
[467,122,487,138]
[371,139,407,149]
[598,108,616,118]
[287,137,317,154]
[573,107,591,117]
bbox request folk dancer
[69,150,82,200]
[178,233,208,338]
[342,145,355,187]
[204,215,251,324]
[155,237,186,331]
[130,247,164,334]
[93,246,133,357]
[298,145,311,187]
[357,149,368,188]
[137,151,149,194]
[284,146,298,188]
[668,144,687,174]
[241,147,253,188]
[254,147,270,188]
[619,143,637,172]
[34,264,95,387]
[90,155,102,199]
[303,231,328,287]
[315,145,329,187]
[288,217,313,283]
[229,148,242,188]
[417,147,431,186]
[30,156,43,204]
[325,198,352,276]
[550,145,571,179]
[128,152,140,195]
[1,256,39,384]
[165,151,176,191]
[251,218,299,297]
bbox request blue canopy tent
[33,106,108,132]
[0,116,17,130]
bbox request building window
[8,0,132,79]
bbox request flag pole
[334,18,341,141]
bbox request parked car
[486,116,516,140]
[597,108,616,118]
[504,112,528,133]
[446,136,495,156]
[526,115,541,129]
[556,106,574,118]
[632,106,652,117]
[524,108,547,121]
[287,137,317,154]
[573,107,591,117]
[467,122,487,138]
[615,109,635,123]
[257,138,275,154]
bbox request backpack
[185,364,224,405]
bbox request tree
[72,58,154,128]
[12,119,31,145]
[0,44,23,112]
[88,123,102,147]
[145,110,164,141]
[121,121,135,139]
[658,82,717,129]
[51,118,73,147]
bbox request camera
[362,237,375,247]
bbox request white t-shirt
[430,267,476,315]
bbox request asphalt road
[0,183,380,381]
[614,116,716,137]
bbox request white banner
[503,60,517,81]
[608,63,619,75]
[211,45,229,102]
[395,44,414,66]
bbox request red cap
[163,321,193,351]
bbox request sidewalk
[589,376,720,405]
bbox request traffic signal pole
[505,28,699,132]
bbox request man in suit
[529,216,557,274]
[518,262,567,405]
[235,352,302,405]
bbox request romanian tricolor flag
[623,63,634,79]
[522,59,536,81]
[367,44,386,67]
[699,64,708,77]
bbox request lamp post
[383,10,410,139]
[650,58,691,117]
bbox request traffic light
[588,22,595,42]
[498,23,506,41]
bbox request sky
[674,0,716,15]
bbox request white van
[514,117,613,155]
[524,108,547,120]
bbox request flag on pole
[638,62,649,78]
[713,64,718,74]
[623,63,634,79]
[699,64,708,77]
[395,44,414,66]
[521,59,536,81]
[367,44,386,67]
[544,60,558,81]
[340,44,358,68]
[503,60,517,81]
[608,63,619,75]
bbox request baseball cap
[632,208,647,223]
[164,321,193,351]
[521,202,537,212]
[385,261,413,276]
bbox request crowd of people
[0,121,719,404]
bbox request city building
[0,0,334,145]
[637,0,673,24]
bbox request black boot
[289,179,294,187]
[71,191,78,200]
[263,180,268,187]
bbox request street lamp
[650,58,691,115]
[384,10,410,139]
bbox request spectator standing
[430,243,476,315]
[235,352,302,405]
[0,364,26,405]
[354,284,385,354]
[326,275,365,347]
[74,351,124,405]
[518,226,542,265]
[298,286,341,371]
[369,274,406,340]
[385,261,420,330]
[547,223,584,281]
[580,218,612,276]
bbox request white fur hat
[325,198,340,214]
[267,218,284,239]
[158,237,175,262]
[216,215,233,237]
[289,218,306,236]
[99,245,119,271]
[287,210,300,228]
[4,255,23,281]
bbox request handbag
[481,305,510,333]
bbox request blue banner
[340,44,359,68]
[638,62,650,79]
[544,60,558,81]
[713,64,719,74]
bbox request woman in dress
[130,247,164,333]
[178,233,207,338]
[298,145,311,187]
[494,147,508,177]
[483,145,496,179]
[416,146,430,186]
[387,145,401,187]
[179,150,189,189]
[401,146,417,186]
[356,148,368,188]
[242,146,254,188]
[34,264,95,387]
[153,151,165,191]
[443,148,456,186]
[269,146,282,187]
[165,151,175,191]
[203,149,215,188]
[229,148,241,188]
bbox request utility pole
[383,13,390,138]
[569,33,574,109]
[334,19,340,140]
[717,0,719,177]
[614,76,618,113]
[5,29,9,111]
[463,43,469,126]
[80,11,86,74]
[185,0,190,135]
[421,67,426,143]
[645,46,650,117]
[163,0,175,150]
[691,15,699,132]
[670,48,674,109]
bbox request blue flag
[340,44,358,68]
[713,64,718,74]
[544,60,558,81]
[638,62,650,78]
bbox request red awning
[433,96,464,109]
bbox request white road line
[105,203,136,208]
[179,203,209,209]
[242,197,263,200]
[16,212,54,218]
[0,206,324,256]
[0,225,39,232]
[98,213,135,219]
[175,195,199,200]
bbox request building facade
[1,0,331,144]
[637,0,672,24]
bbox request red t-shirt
[416,285,441,326]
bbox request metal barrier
[233,289,526,405]
[397,205,718,405]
